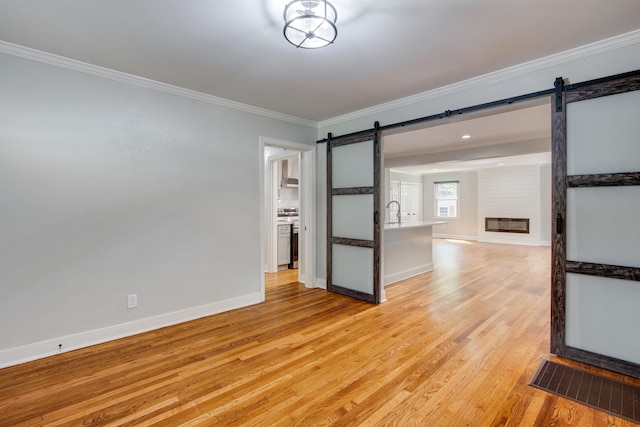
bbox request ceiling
[391,151,552,175]
[384,101,552,174]
[1,0,639,123]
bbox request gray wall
[0,53,316,364]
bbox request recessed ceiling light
[498,163,504,166]
[462,134,471,139]
[433,168,439,171]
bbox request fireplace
[485,217,530,234]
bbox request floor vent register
[529,359,640,424]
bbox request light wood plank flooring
[1,239,639,426]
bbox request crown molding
[318,29,640,129]
[2,29,638,130]
[0,41,317,129]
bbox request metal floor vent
[529,360,640,423]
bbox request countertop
[384,220,447,231]
[277,217,298,225]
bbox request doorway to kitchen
[260,137,316,300]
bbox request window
[435,181,459,218]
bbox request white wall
[390,170,422,184]
[0,53,316,366]
[422,167,550,244]
[539,164,552,244]
[423,172,478,240]
[477,166,549,245]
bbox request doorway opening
[382,97,552,247]
[260,137,316,300]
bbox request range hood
[281,158,299,187]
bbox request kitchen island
[383,221,446,286]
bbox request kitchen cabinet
[383,221,446,285]
[277,224,291,266]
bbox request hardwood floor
[1,239,639,426]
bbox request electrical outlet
[127,294,138,309]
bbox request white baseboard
[478,237,550,247]
[384,263,434,286]
[433,233,478,241]
[433,235,550,247]
[315,278,327,289]
[0,292,263,369]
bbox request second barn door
[551,71,640,377]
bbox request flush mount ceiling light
[283,0,337,49]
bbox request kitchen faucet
[386,200,401,223]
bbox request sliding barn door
[551,71,640,377]
[326,127,381,303]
